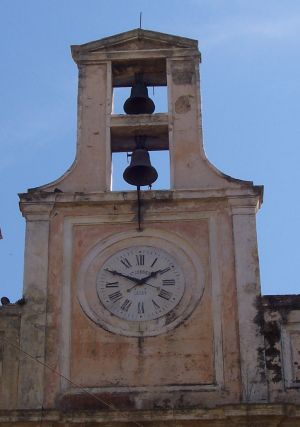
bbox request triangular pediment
[71,28,198,57]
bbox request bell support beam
[112,57,167,87]
[111,113,168,152]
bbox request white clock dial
[96,246,185,322]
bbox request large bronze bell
[123,79,155,115]
[123,148,158,187]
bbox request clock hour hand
[141,269,166,282]
[105,268,141,284]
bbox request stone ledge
[1,404,300,425]
[19,187,262,204]
[0,305,22,317]
[262,295,300,310]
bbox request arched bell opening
[112,86,168,115]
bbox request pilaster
[167,56,204,189]
[230,197,267,402]
[17,204,53,408]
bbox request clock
[77,230,204,337]
[96,246,185,322]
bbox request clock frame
[77,229,204,337]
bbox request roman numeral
[136,254,144,266]
[105,281,119,288]
[162,279,175,286]
[108,291,122,303]
[152,299,160,309]
[151,257,158,267]
[158,289,172,300]
[160,267,171,275]
[138,302,144,314]
[120,299,132,312]
[120,258,132,268]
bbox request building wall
[1,28,300,426]
[263,295,300,403]
[2,197,300,419]
[40,194,241,410]
[0,306,21,409]
[2,287,300,416]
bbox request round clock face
[96,246,185,322]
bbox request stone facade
[1,29,300,426]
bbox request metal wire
[1,335,144,427]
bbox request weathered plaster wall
[0,306,21,409]
[2,274,300,421]
[262,295,300,403]
[38,193,242,410]
[70,220,214,388]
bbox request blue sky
[1,0,300,301]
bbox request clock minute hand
[127,280,160,293]
[105,268,141,284]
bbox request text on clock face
[96,246,185,322]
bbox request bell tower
[16,29,267,422]
[37,28,233,193]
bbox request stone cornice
[0,305,22,318]
[228,195,262,214]
[262,294,300,310]
[18,188,263,219]
[73,48,200,64]
[18,201,54,221]
[19,187,263,205]
[0,404,300,424]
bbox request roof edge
[71,28,198,54]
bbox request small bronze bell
[123,77,155,115]
[123,148,158,187]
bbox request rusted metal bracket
[137,185,142,231]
